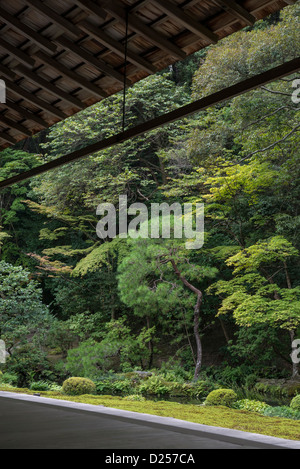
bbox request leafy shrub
[262,405,300,420]
[95,377,135,396]
[111,379,134,396]
[95,379,115,395]
[138,375,173,397]
[244,374,259,389]
[48,383,62,392]
[62,377,96,396]
[233,399,270,413]
[254,382,288,399]
[4,345,54,387]
[290,394,300,412]
[0,372,19,386]
[204,389,238,407]
[30,381,50,391]
[190,381,218,400]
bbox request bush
[244,374,259,389]
[48,383,63,392]
[204,389,238,407]
[4,345,54,387]
[233,399,270,413]
[254,382,289,399]
[262,405,300,420]
[137,375,173,397]
[0,372,19,386]
[290,394,300,412]
[30,381,50,391]
[62,377,96,396]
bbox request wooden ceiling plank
[78,20,157,75]
[0,37,35,68]
[73,0,109,20]
[3,99,48,127]
[0,6,57,55]
[33,50,108,99]
[0,131,17,145]
[55,35,131,86]
[100,0,187,60]
[0,113,32,137]
[150,0,218,43]
[0,64,16,81]
[4,78,66,119]
[212,0,256,26]
[14,64,85,110]
[24,0,84,40]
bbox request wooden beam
[14,64,85,110]
[0,37,35,68]
[24,0,84,40]
[73,0,109,20]
[0,113,32,137]
[33,50,108,99]
[151,0,218,43]
[4,78,66,119]
[2,99,48,127]
[78,20,157,75]
[100,0,186,60]
[55,35,131,86]
[0,7,57,55]
[0,131,17,145]
[0,64,16,81]
[1,57,299,189]
[211,0,256,26]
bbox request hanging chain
[122,8,129,133]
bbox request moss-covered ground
[1,385,300,441]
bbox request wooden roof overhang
[0,0,299,189]
[0,0,297,149]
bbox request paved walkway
[0,391,299,450]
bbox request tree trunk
[193,292,203,380]
[170,259,203,380]
[146,316,154,369]
[290,329,299,379]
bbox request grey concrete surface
[0,391,299,449]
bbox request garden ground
[1,385,300,442]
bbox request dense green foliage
[0,4,299,417]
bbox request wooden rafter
[99,0,187,60]
[55,35,131,86]
[0,6,57,55]
[14,64,85,110]
[0,131,17,145]
[2,100,48,128]
[78,20,157,75]
[0,113,32,137]
[24,0,84,40]
[0,37,35,68]
[211,0,256,26]
[150,0,219,43]
[33,50,108,100]
[4,77,67,119]
[73,0,109,21]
